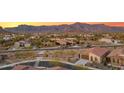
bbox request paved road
[1,46,87,53]
[0,59,99,70]
[1,44,124,53]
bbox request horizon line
[0,22,124,28]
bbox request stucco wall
[89,53,101,63]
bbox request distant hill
[4,22,124,33]
[0,27,12,34]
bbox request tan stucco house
[89,47,110,63]
[107,48,124,67]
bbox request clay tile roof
[12,65,36,70]
[107,48,124,57]
[90,47,110,57]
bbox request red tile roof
[108,48,124,57]
[90,47,110,57]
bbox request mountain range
[2,22,124,33]
[0,27,11,34]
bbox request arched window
[90,56,93,61]
[113,58,115,63]
[95,57,98,62]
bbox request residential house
[56,39,67,46]
[51,38,76,46]
[89,47,110,63]
[3,35,12,41]
[14,40,31,49]
[107,48,124,67]
[99,38,121,44]
[66,38,76,46]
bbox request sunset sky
[0,22,124,28]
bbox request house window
[95,57,98,62]
[90,56,93,61]
[117,59,119,63]
[113,58,115,63]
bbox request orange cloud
[87,22,124,27]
